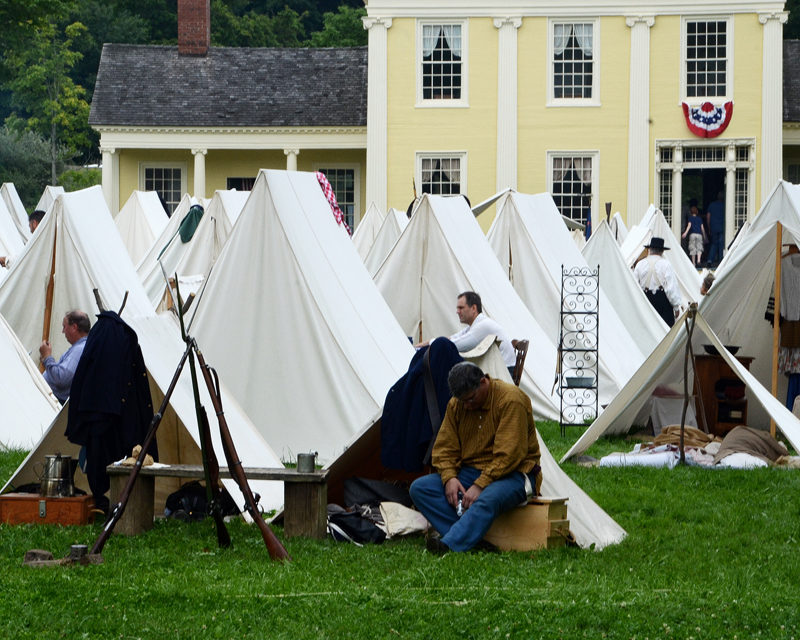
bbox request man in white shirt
[633,237,682,327]
[417,292,516,372]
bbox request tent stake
[770,223,783,438]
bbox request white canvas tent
[582,219,669,355]
[363,207,408,276]
[136,194,206,307]
[115,191,169,265]
[373,193,563,420]
[609,212,628,245]
[561,308,800,462]
[0,186,285,513]
[35,185,65,214]
[620,208,702,303]
[352,202,385,261]
[0,196,25,263]
[0,312,60,450]
[486,191,643,401]
[0,183,30,242]
[697,180,800,423]
[189,170,416,463]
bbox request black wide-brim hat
[644,236,670,250]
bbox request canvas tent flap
[363,206,409,276]
[1,183,31,242]
[35,185,65,214]
[560,308,800,462]
[189,170,415,463]
[373,193,561,420]
[582,220,668,355]
[115,191,169,265]
[0,197,25,259]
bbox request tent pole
[679,304,698,464]
[771,223,783,438]
[39,228,57,373]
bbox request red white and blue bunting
[681,101,734,138]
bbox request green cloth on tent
[178,205,204,243]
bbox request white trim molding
[494,16,522,192]
[415,18,469,108]
[546,17,601,108]
[363,15,392,211]
[626,15,654,224]
[759,10,788,204]
[100,145,119,215]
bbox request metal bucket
[296,452,317,473]
[37,454,75,497]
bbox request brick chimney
[178,0,210,56]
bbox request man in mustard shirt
[409,362,542,553]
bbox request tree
[0,126,51,209]
[4,20,91,184]
[211,2,306,47]
[307,6,367,47]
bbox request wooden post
[770,223,783,438]
[39,229,57,373]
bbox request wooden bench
[484,496,569,551]
[107,464,328,539]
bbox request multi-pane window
[659,170,674,225]
[421,24,462,100]
[144,166,183,214]
[318,167,356,229]
[420,156,462,195]
[784,164,800,184]
[686,20,727,98]
[551,156,593,222]
[553,23,594,99]
[735,168,749,232]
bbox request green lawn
[1,423,799,639]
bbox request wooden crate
[483,496,569,551]
[0,493,95,526]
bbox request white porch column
[494,17,522,193]
[671,147,683,237]
[759,12,788,204]
[100,145,119,215]
[625,16,654,225]
[725,143,737,248]
[363,16,392,211]
[284,149,299,171]
[192,148,207,199]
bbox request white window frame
[415,152,468,196]
[314,163,361,229]
[546,151,599,223]
[416,19,469,108]
[680,16,733,104]
[547,18,600,108]
[139,162,187,213]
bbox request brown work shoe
[425,532,450,555]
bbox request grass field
[1,423,799,640]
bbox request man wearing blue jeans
[409,362,542,553]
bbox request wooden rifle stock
[90,340,193,555]
[193,343,291,562]
[196,393,232,548]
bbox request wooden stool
[483,496,569,551]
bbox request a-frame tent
[698,180,800,420]
[34,185,65,214]
[352,202,385,261]
[363,207,408,276]
[188,170,416,463]
[486,190,647,395]
[620,208,702,303]
[0,182,30,243]
[561,309,800,462]
[373,193,563,420]
[0,196,24,265]
[115,190,169,265]
[0,186,285,512]
[137,193,206,307]
[609,211,628,244]
[0,312,60,450]
[582,219,669,355]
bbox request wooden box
[0,493,95,526]
[483,496,569,551]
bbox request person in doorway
[409,362,542,553]
[633,237,683,327]
[39,310,91,404]
[28,209,45,233]
[681,199,707,267]
[415,291,516,375]
[706,192,725,266]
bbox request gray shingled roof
[89,44,367,128]
[785,40,800,123]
